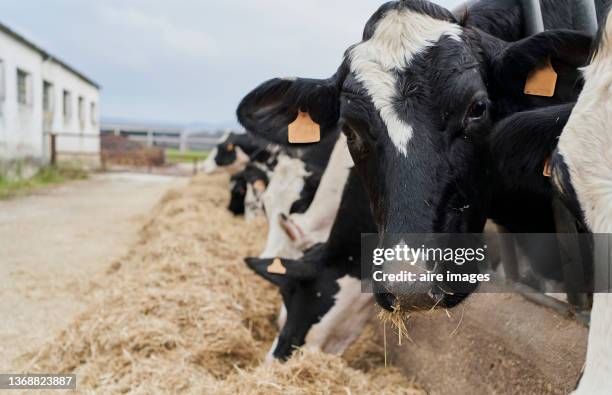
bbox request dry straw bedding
[18,173,422,394]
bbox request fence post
[193,158,198,175]
[574,0,598,36]
[180,131,188,153]
[521,0,545,35]
[50,133,57,166]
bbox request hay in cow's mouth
[15,173,422,394]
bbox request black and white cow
[257,131,339,259]
[228,163,269,217]
[278,134,354,251]
[475,6,611,391]
[238,0,599,310]
[246,169,376,361]
[202,131,277,174]
[549,9,612,394]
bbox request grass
[165,148,209,164]
[0,164,88,199]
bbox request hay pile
[19,173,422,394]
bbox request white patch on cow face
[259,154,309,259]
[202,146,250,175]
[349,9,461,155]
[202,148,218,173]
[557,13,612,234]
[303,275,373,355]
[287,134,353,250]
[264,336,279,364]
[277,303,287,329]
[244,183,264,222]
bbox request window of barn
[17,68,31,106]
[78,96,85,129]
[43,81,54,112]
[63,89,72,121]
[90,102,97,125]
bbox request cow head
[245,249,371,361]
[228,164,269,216]
[203,132,253,174]
[238,0,591,311]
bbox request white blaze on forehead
[349,8,461,155]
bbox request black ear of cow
[236,77,340,146]
[490,30,592,97]
[244,256,318,287]
[489,103,574,194]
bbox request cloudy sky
[1,0,463,128]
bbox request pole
[574,0,599,36]
[50,133,57,166]
[521,0,545,35]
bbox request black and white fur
[202,131,278,175]
[551,8,612,393]
[246,169,376,361]
[237,0,596,310]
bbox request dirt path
[0,172,187,371]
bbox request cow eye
[466,99,487,121]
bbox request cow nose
[375,292,397,312]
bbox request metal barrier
[509,0,600,321]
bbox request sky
[0,0,464,129]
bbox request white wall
[42,61,100,156]
[0,29,100,164]
[0,32,44,161]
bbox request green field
[165,148,209,163]
[0,164,88,199]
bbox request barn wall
[0,27,100,167]
[0,32,44,162]
[41,61,100,156]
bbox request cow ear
[489,30,592,97]
[489,103,573,193]
[244,257,317,287]
[237,77,340,146]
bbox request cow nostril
[375,292,397,312]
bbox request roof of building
[0,21,100,89]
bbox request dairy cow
[246,169,376,361]
[238,0,598,310]
[550,9,612,394]
[227,163,269,217]
[258,131,339,259]
[202,131,277,175]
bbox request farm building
[0,21,100,167]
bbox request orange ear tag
[288,111,321,143]
[524,58,558,97]
[543,157,552,177]
[266,257,287,275]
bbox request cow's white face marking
[259,154,309,259]
[202,146,250,175]
[202,148,218,173]
[349,9,461,155]
[264,336,279,364]
[277,304,287,329]
[304,275,373,355]
[244,183,264,222]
